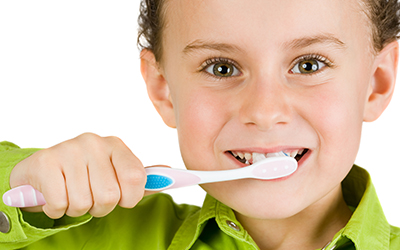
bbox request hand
[9,133,147,219]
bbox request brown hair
[137,0,400,61]
[363,0,400,53]
[137,0,166,62]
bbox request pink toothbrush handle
[2,185,46,208]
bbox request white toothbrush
[145,156,297,191]
[2,155,297,208]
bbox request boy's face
[152,0,383,219]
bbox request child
[1,0,400,249]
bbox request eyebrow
[183,40,244,55]
[182,33,346,55]
[283,33,347,50]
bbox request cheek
[173,89,231,169]
[303,80,366,164]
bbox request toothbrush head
[145,174,175,191]
[145,167,202,191]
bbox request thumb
[143,164,172,196]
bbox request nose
[239,76,292,131]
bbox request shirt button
[0,211,10,233]
[226,220,240,231]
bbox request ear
[364,41,399,122]
[140,50,176,128]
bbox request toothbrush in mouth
[145,153,297,191]
[2,152,297,208]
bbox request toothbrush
[2,156,297,208]
[145,156,297,191]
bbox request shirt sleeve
[0,141,92,250]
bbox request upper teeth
[231,150,304,164]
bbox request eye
[203,58,241,78]
[290,55,329,74]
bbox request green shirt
[0,141,399,249]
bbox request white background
[1,1,399,225]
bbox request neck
[235,185,353,250]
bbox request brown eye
[204,59,241,78]
[291,58,326,74]
[214,63,233,77]
[300,60,319,73]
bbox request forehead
[162,0,370,58]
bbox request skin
[141,0,399,249]
[10,0,398,249]
[10,133,149,218]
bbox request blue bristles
[145,175,174,190]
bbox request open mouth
[228,148,309,165]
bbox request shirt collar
[337,165,390,249]
[180,165,390,250]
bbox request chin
[204,182,308,220]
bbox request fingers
[13,148,69,219]
[64,160,92,218]
[109,137,147,209]
[9,133,149,219]
[69,135,147,217]
[41,172,68,219]
[87,153,121,217]
[37,147,92,219]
